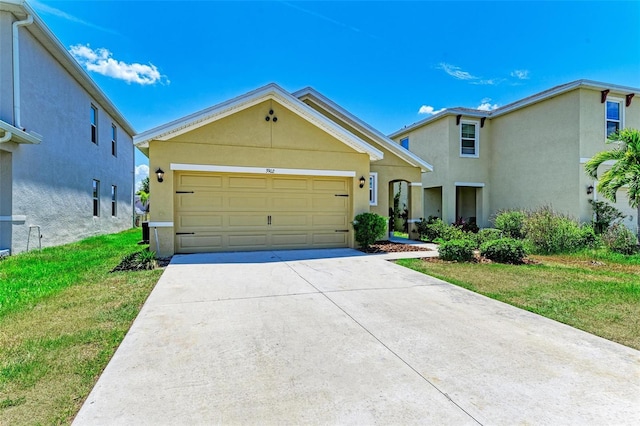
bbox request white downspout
[12,14,33,129]
[0,132,12,143]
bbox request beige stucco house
[390,80,640,234]
[134,84,431,256]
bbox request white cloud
[437,63,477,80]
[418,105,446,115]
[135,164,149,191]
[477,98,499,111]
[511,69,530,80]
[69,44,169,85]
[471,78,504,86]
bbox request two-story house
[0,0,135,254]
[390,80,640,235]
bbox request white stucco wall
[1,20,134,253]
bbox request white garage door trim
[171,163,356,177]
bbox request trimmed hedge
[352,213,387,249]
[480,238,526,264]
[439,239,475,262]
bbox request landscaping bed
[358,240,431,254]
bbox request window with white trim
[92,179,100,217]
[400,137,409,149]
[369,172,378,206]
[111,124,117,156]
[460,120,479,157]
[90,105,98,144]
[606,98,623,138]
[111,185,117,217]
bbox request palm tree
[585,128,640,239]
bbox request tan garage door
[174,172,351,253]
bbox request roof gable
[294,88,433,172]
[134,83,383,161]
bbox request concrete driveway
[74,249,640,425]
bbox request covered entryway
[174,171,351,253]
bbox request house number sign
[266,168,276,174]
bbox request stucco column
[408,182,423,235]
[442,183,456,225]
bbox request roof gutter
[12,12,33,129]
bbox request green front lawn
[0,229,163,424]
[397,250,640,350]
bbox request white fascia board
[294,88,433,172]
[170,163,357,177]
[135,84,383,161]
[3,1,135,136]
[0,120,41,144]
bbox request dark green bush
[494,210,526,239]
[414,216,437,240]
[480,238,526,264]
[602,223,638,255]
[588,199,625,234]
[475,228,504,247]
[579,224,600,249]
[438,239,475,262]
[523,206,587,254]
[352,213,387,249]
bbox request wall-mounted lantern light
[359,176,366,188]
[156,167,165,183]
[586,185,594,195]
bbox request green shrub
[352,213,387,249]
[494,210,526,239]
[475,228,504,247]
[438,239,475,262]
[523,206,586,254]
[579,224,600,249]
[414,216,436,240]
[602,223,639,255]
[480,238,526,264]
[588,199,625,234]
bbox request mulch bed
[357,240,432,254]
[418,250,540,265]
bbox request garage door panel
[178,214,223,230]
[177,194,223,210]
[272,178,309,190]
[312,196,349,211]
[271,233,309,246]
[312,179,349,192]
[312,215,349,227]
[271,196,310,211]
[228,234,268,248]
[229,214,267,227]
[271,214,308,227]
[228,176,268,189]
[228,195,268,210]
[178,174,222,189]
[177,235,223,252]
[312,232,349,245]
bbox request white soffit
[134,83,383,161]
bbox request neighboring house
[134,83,432,256]
[390,80,640,234]
[0,0,135,254]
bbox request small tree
[585,128,640,240]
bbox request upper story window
[400,137,409,149]
[460,120,479,157]
[90,105,98,144]
[369,172,378,206]
[92,179,100,217]
[111,124,117,156]
[606,98,624,138]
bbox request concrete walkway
[74,249,640,425]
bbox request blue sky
[29,1,640,187]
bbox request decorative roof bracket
[626,93,635,107]
[600,89,610,103]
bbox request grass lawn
[0,229,164,425]
[397,250,640,351]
